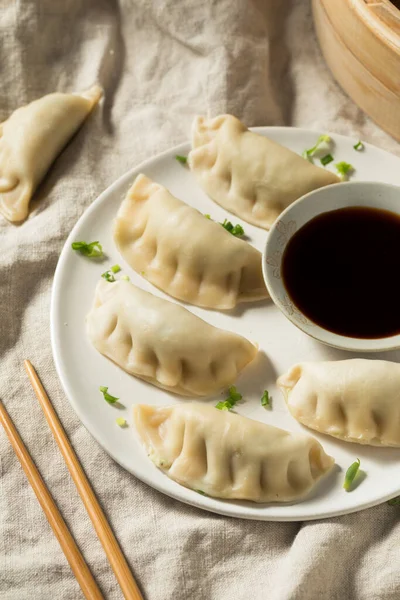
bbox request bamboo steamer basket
[312,0,400,141]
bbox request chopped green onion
[261,390,270,407]
[140,271,145,276]
[121,275,130,281]
[216,386,242,411]
[204,214,245,236]
[71,241,103,258]
[221,218,245,237]
[195,489,207,496]
[231,225,244,237]
[388,497,400,506]
[215,401,230,411]
[320,154,334,166]
[354,141,364,151]
[228,386,242,401]
[101,270,115,282]
[99,386,119,404]
[116,417,127,427]
[335,161,354,181]
[302,134,331,162]
[102,265,121,281]
[343,458,360,491]
[175,155,187,164]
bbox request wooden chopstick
[0,400,104,600]
[24,360,144,600]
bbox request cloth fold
[1,1,399,598]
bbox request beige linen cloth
[1,1,399,598]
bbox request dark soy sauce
[282,206,400,339]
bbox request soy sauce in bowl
[281,206,400,339]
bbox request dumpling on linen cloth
[0,85,102,222]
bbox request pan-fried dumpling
[133,403,334,502]
[278,360,400,447]
[189,115,339,230]
[86,279,257,396]
[113,174,268,309]
[0,85,102,222]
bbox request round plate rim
[50,126,400,521]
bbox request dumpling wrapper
[189,114,339,230]
[278,360,400,447]
[86,279,257,396]
[0,85,102,222]
[133,403,334,503]
[113,174,268,309]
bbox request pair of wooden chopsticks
[0,360,143,600]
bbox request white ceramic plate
[51,127,400,521]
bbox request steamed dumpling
[278,360,400,446]
[134,403,334,502]
[113,174,268,309]
[86,279,257,396]
[0,85,102,222]
[189,114,339,230]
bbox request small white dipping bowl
[262,181,400,352]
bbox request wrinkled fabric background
[1,1,399,599]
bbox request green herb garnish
[388,496,400,506]
[335,161,354,181]
[99,386,119,404]
[320,154,334,166]
[204,214,245,237]
[302,134,331,162]
[221,219,245,237]
[354,141,364,151]
[120,275,130,281]
[195,489,207,496]
[261,390,270,407]
[116,417,127,427]
[176,155,188,165]
[343,458,360,491]
[101,270,116,282]
[71,241,103,258]
[216,386,242,411]
[215,401,231,411]
[102,264,121,280]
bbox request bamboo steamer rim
[347,0,400,51]
[313,0,400,141]
[319,0,400,94]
